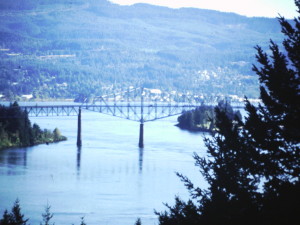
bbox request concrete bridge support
[138,123,144,148]
[77,108,82,147]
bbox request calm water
[0,110,208,225]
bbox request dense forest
[176,100,241,132]
[0,0,284,101]
[0,102,66,149]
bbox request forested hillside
[0,0,284,101]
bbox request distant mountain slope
[0,0,284,100]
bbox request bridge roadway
[20,102,202,121]
[20,102,203,148]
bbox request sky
[109,0,298,18]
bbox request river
[0,110,208,225]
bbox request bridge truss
[87,87,202,122]
[19,88,209,147]
[22,103,199,120]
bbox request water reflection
[2,149,27,167]
[23,149,27,167]
[0,148,27,175]
[139,147,143,173]
[77,146,81,176]
[0,114,206,225]
[75,146,144,176]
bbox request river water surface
[0,110,208,225]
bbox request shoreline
[0,98,75,103]
[0,136,67,151]
[175,123,212,133]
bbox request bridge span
[20,101,202,148]
[19,87,243,147]
[18,87,211,147]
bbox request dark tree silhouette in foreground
[134,218,142,225]
[0,200,28,225]
[40,204,54,225]
[156,1,300,225]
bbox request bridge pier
[138,123,144,148]
[77,108,82,147]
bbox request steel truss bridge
[20,88,234,147]
[22,102,201,121]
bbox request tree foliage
[156,1,300,224]
[0,199,28,225]
[0,102,67,149]
[134,218,142,225]
[177,100,241,132]
[40,204,54,225]
[80,217,87,225]
[0,201,86,225]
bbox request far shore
[0,98,75,103]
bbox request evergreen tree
[177,101,240,132]
[53,128,62,141]
[79,217,86,225]
[134,218,142,225]
[10,200,28,225]
[0,103,66,149]
[32,123,43,142]
[0,210,11,225]
[0,200,29,225]
[156,1,300,224]
[40,204,54,225]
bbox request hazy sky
[109,0,298,18]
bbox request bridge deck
[20,103,205,122]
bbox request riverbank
[0,102,67,150]
[0,136,67,151]
[175,123,211,133]
[176,101,242,133]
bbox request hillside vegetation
[0,102,67,149]
[0,0,284,100]
[176,101,241,132]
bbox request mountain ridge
[0,0,285,100]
